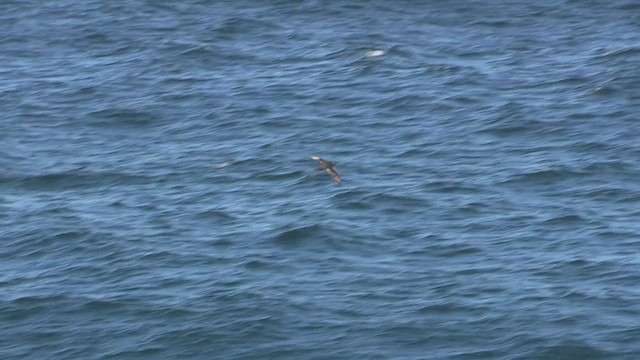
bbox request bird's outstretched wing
[326,168,341,185]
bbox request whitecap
[365,49,386,57]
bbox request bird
[311,156,341,185]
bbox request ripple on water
[2,0,640,359]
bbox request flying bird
[311,156,341,185]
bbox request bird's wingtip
[311,156,321,160]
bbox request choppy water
[2,1,640,359]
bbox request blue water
[2,1,640,359]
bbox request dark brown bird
[311,156,341,185]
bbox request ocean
[1,1,639,359]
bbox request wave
[85,108,161,128]
[540,214,587,225]
[474,101,550,137]
[194,209,237,221]
[214,17,281,37]
[599,46,640,59]
[272,223,323,246]
[4,170,153,191]
[498,167,584,186]
[331,190,429,213]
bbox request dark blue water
[2,1,639,359]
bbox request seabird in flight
[311,156,341,185]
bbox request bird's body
[311,156,341,185]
